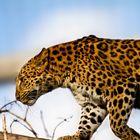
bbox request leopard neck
[45,43,76,87]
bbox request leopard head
[16,48,58,106]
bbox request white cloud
[19,8,123,53]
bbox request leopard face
[16,48,58,106]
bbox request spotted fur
[16,35,140,140]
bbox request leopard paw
[57,135,80,140]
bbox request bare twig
[0,100,74,140]
[10,119,18,133]
[40,111,51,138]
[0,109,9,113]
[0,100,17,110]
[0,100,22,114]
[8,110,38,137]
[24,106,29,121]
[0,100,38,138]
[2,114,8,140]
[10,118,36,134]
[52,116,73,140]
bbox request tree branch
[2,115,8,140]
[40,111,51,138]
[8,110,38,137]
[52,116,73,140]
[0,101,38,138]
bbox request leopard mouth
[17,89,39,106]
[23,99,37,106]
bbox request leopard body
[16,35,140,140]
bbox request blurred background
[0,0,140,139]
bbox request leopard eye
[30,90,37,96]
[47,77,52,81]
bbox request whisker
[20,90,37,101]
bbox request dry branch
[40,111,51,138]
[0,100,72,140]
[52,116,73,140]
[2,115,8,140]
[0,101,38,138]
[0,132,48,140]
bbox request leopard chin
[22,99,37,106]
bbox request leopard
[16,35,140,140]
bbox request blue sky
[0,0,140,55]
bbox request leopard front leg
[107,87,140,140]
[57,102,107,140]
[57,132,81,140]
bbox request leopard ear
[35,48,47,58]
[34,48,48,67]
[41,48,47,52]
